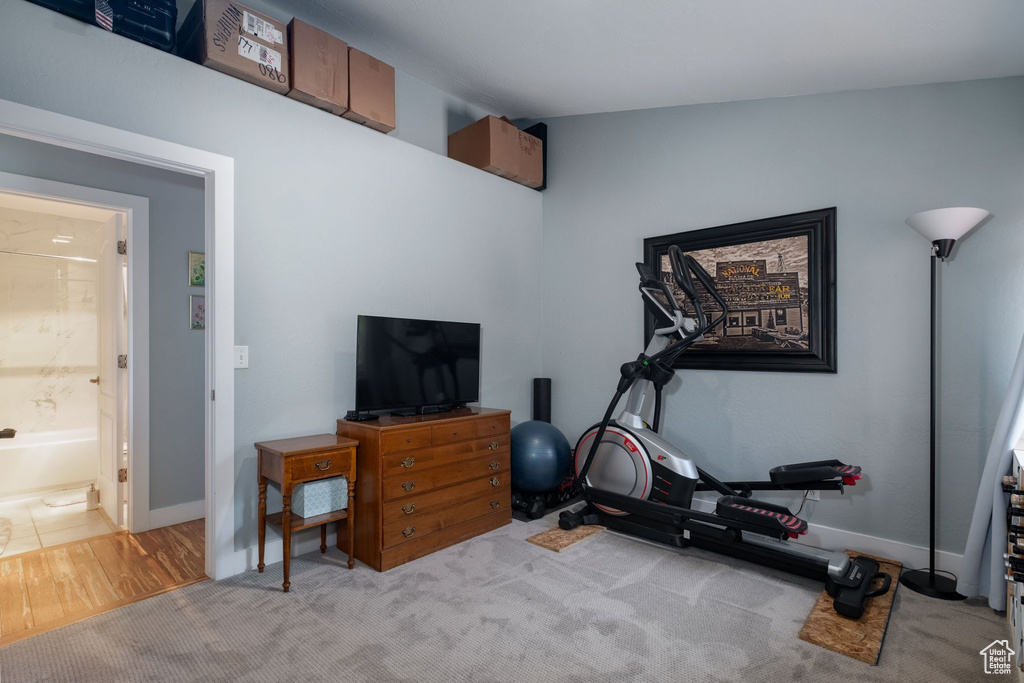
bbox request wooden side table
[255,434,358,592]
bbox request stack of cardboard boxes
[447,116,544,189]
[179,0,395,134]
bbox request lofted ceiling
[249,0,1024,119]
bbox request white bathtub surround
[0,205,106,501]
[0,493,118,559]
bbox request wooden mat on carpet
[799,551,902,665]
[527,525,604,552]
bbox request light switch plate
[235,345,249,369]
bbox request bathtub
[0,427,98,500]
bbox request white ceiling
[262,0,1024,118]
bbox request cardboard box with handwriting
[179,0,290,94]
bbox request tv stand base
[390,404,465,418]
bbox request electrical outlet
[805,489,820,502]
[234,345,249,369]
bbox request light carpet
[0,515,1007,682]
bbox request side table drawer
[382,451,510,501]
[383,489,511,549]
[291,448,354,483]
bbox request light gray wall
[0,135,206,511]
[0,1,543,551]
[539,77,1024,554]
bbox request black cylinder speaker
[532,377,551,423]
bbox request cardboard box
[447,115,521,180]
[178,0,290,94]
[342,47,396,133]
[292,476,348,518]
[287,19,348,116]
[514,129,544,189]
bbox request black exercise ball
[510,421,572,493]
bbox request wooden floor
[0,519,206,648]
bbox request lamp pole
[900,210,987,600]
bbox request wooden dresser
[337,407,511,571]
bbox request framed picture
[643,207,836,373]
[189,295,206,331]
[188,251,205,287]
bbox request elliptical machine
[559,246,890,617]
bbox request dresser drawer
[431,421,476,445]
[382,451,510,501]
[290,448,354,483]
[381,427,432,454]
[383,489,511,548]
[475,415,510,438]
[382,475,511,526]
[382,435,507,478]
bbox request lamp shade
[905,207,989,243]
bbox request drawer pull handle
[488,441,500,451]
[452,431,459,436]
[402,526,416,538]
[490,477,500,487]
[401,457,415,468]
[402,481,416,492]
[489,500,500,509]
[402,503,415,515]
[314,459,332,471]
[405,438,413,444]
[488,460,500,470]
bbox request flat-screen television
[356,315,481,415]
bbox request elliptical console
[561,246,890,617]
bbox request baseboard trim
[690,497,963,575]
[148,499,205,530]
[233,503,964,583]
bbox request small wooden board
[798,550,902,665]
[526,525,604,552]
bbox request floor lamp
[901,207,989,599]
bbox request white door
[97,212,126,527]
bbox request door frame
[0,171,151,532]
[0,98,236,580]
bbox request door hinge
[117,240,127,255]
[118,354,128,369]
[211,389,215,401]
[118,467,128,483]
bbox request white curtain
[959,332,1024,609]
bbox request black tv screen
[356,315,481,414]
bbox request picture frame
[188,251,205,287]
[643,207,836,373]
[189,294,206,331]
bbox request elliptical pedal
[716,496,808,538]
[769,460,863,487]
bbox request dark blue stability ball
[510,421,572,493]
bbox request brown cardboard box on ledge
[178,0,290,94]
[343,47,395,133]
[447,115,521,180]
[514,128,544,189]
[287,19,348,116]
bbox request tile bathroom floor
[0,494,119,558]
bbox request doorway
[0,181,146,558]
[0,98,235,581]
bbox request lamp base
[899,568,966,600]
